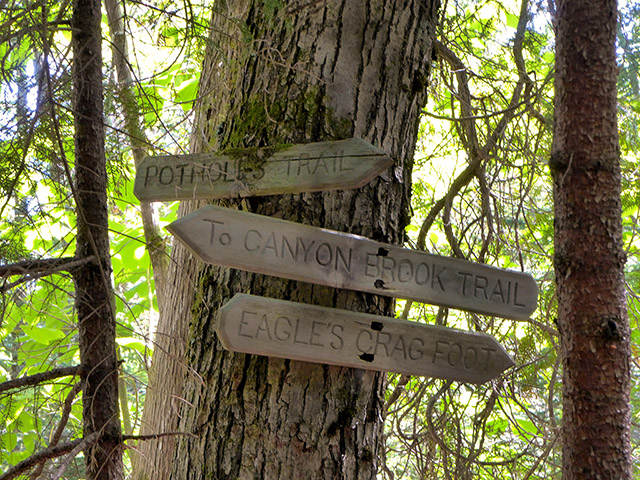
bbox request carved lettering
[315,243,333,266]
[457,271,529,309]
[391,335,408,360]
[244,229,261,252]
[447,343,462,366]
[364,253,378,277]
[464,347,477,369]
[143,158,269,189]
[238,310,256,338]
[398,259,413,282]
[335,246,352,271]
[458,271,473,295]
[363,254,448,291]
[175,163,188,185]
[239,229,354,273]
[285,153,354,177]
[474,275,489,300]
[415,262,429,285]
[513,282,526,307]
[274,316,291,341]
[255,314,272,340]
[204,219,227,245]
[432,340,494,372]
[293,319,308,345]
[281,235,296,260]
[330,324,344,350]
[408,338,424,360]
[262,231,279,257]
[431,265,446,291]
[374,331,392,357]
[159,166,174,185]
[310,321,326,346]
[144,165,158,186]
[217,294,515,382]
[490,279,507,303]
[480,347,496,371]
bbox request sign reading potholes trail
[217,294,515,383]
[168,205,538,320]
[133,138,392,202]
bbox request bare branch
[47,433,100,480]
[30,382,83,480]
[0,366,81,395]
[0,257,80,277]
[0,434,97,480]
[0,256,97,293]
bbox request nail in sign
[168,205,538,319]
[133,138,393,202]
[217,294,515,383]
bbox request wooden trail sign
[133,138,393,202]
[168,205,538,319]
[217,294,515,384]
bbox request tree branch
[30,382,83,480]
[0,366,81,395]
[421,0,532,258]
[0,257,80,277]
[0,256,96,293]
[0,434,98,480]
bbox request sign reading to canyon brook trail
[168,205,538,319]
[133,138,392,202]
[217,294,515,383]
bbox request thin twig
[30,382,83,479]
[47,433,100,480]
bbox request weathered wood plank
[217,294,515,383]
[168,205,538,319]
[133,138,393,201]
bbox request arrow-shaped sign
[168,205,538,319]
[216,294,514,383]
[134,138,393,202]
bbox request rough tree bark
[551,0,631,478]
[136,1,439,478]
[72,0,124,477]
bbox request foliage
[382,0,639,478]
[0,0,208,476]
[0,0,638,477]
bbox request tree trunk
[104,0,169,306]
[72,0,124,477]
[551,0,631,478]
[136,1,439,478]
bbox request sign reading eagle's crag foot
[217,294,515,384]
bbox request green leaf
[176,75,200,111]
[117,337,150,354]
[515,418,539,441]
[506,12,519,29]
[21,325,66,345]
[486,417,508,435]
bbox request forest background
[0,0,639,478]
